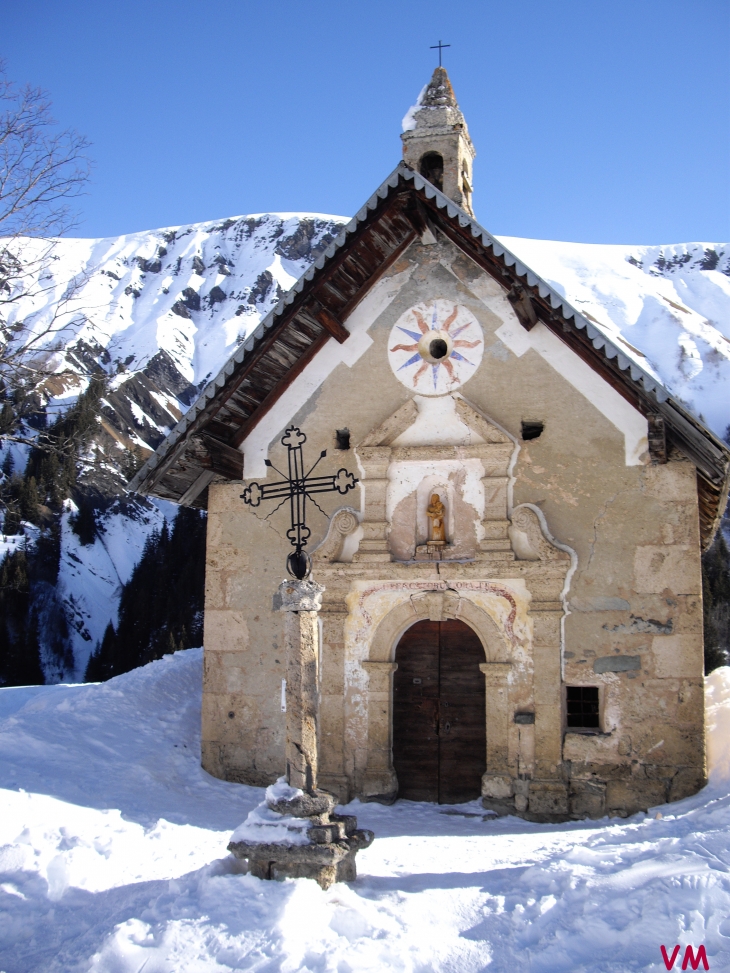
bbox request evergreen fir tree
[0,401,14,435]
[84,508,206,681]
[0,552,44,686]
[19,475,41,524]
[85,623,119,681]
[703,531,730,673]
[70,495,97,545]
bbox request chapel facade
[131,67,730,821]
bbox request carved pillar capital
[362,661,398,674]
[278,579,325,613]
[479,662,512,683]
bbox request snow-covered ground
[1,649,729,972]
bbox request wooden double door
[393,619,486,804]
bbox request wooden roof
[129,163,730,550]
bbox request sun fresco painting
[388,299,484,395]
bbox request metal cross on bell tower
[241,425,358,579]
[430,40,451,67]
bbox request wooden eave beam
[310,301,349,343]
[197,433,244,480]
[230,330,331,448]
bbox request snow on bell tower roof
[401,66,476,216]
[421,66,458,107]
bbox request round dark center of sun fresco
[429,338,449,360]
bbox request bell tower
[401,67,476,216]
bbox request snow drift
[1,649,730,971]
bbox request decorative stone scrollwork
[509,504,570,562]
[313,507,360,563]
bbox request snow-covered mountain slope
[7,222,728,450]
[2,215,728,684]
[3,213,347,455]
[1,214,346,680]
[498,237,730,440]
[1,648,730,971]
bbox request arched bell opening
[419,152,444,191]
[393,617,486,804]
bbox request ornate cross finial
[430,40,451,67]
[241,425,358,580]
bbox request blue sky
[4,0,729,244]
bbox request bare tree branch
[0,60,91,238]
[0,59,94,454]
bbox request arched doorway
[393,619,485,803]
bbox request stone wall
[201,234,706,820]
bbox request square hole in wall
[521,421,544,441]
[566,686,600,729]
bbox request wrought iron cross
[430,40,450,67]
[241,425,358,580]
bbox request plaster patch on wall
[241,264,415,477]
[453,393,521,519]
[438,253,505,305]
[392,395,485,447]
[345,578,531,665]
[495,319,531,358]
[339,525,364,562]
[601,678,622,735]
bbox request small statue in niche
[427,493,447,545]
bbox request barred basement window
[566,686,600,729]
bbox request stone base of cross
[227,578,373,889]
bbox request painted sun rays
[388,300,484,396]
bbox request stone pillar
[352,446,392,562]
[318,604,350,802]
[361,661,399,802]
[529,601,568,819]
[480,662,513,810]
[477,475,513,559]
[279,578,325,793]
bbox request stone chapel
[130,67,730,821]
